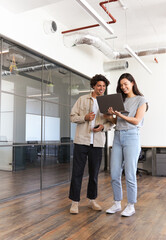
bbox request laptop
[96,93,129,115]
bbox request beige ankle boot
[89,200,102,211]
[70,201,79,214]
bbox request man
[69,74,113,214]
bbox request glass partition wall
[0,37,105,201]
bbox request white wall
[107,53,166,147]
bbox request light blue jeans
[110,128,141,204]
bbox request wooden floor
[0,157,97,201]
[0,172,166,240]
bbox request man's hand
[85,112,95,121]
[93,124,104,132]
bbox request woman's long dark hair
[117,73,148,111]
[116,73,143,101]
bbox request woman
[106,73,148,217]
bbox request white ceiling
[1,0,166,52]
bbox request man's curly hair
[90,74,110,88]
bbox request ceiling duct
[63,33,119,59]
[64,33,166,64]
[2,63,56,76]
[14,63,56,73]
[117,47,166,59]
[103,59,128,71]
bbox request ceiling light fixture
[75,0,114,35]
[0,50,9,54]
[28,93,51,98]
[124,44,152,74]
[118,0,128,10]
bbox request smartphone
[94,124,100,129]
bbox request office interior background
[0,0,166,199]
[0,0,166,238]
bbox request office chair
[137,149,149,176]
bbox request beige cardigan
[70,93,113,148]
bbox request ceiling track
[61,0,117,34]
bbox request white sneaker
[106,201,121,214]
[121,203,135,217]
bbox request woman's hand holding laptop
[108,107,122,117]
[103,108,117,124]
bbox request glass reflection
[42,102,71,187]
[0,92,14,144]
[0,37,92,201]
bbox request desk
[151,147,166,176]
[141,146,166,176]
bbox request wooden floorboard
[0,172,166,240]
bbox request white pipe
[124,44,152,74]
[75,0,114,35]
